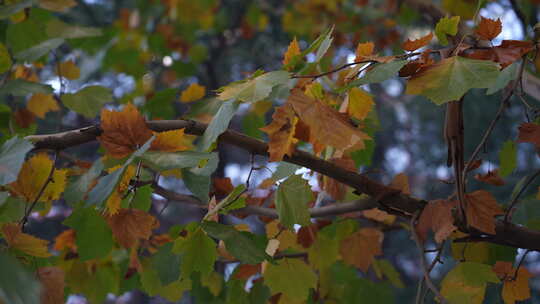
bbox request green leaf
[340,60,407,92]
[499,140,516,177]
[64,159,104,204]
[0,196,25,223]
[181,169,210,202]
[6,9,52,54]
[151,242,181,285]
[140,264,190,302]
[406,56,500,105]
[14,38,64,62]
[308,233,339,270]
[0,136,34,185]
[272,162,300,180]
[0,0,34,19]
[242,111,265,140]
[263,258,317,301]
[441,262,499,304]
[275,175,314,229]
[63,207,114,261]
[225,279,250,304]
[140,151,216,171]
[0,79,53,96]
[314,26,333,62]
[217,71,290,103]
[0,43,12,74]
[202,221,270,264]
[213,184,247,215]
[376,259,404,288]
[46,19,102,39]
[63,85,113,118]
[0,192,7,205]
[131,184,153,212]
[173,228,217,278]
[435,15,460,46]
[487,62,519,95]
[249,280,271,304]
[0,252,41,304]
[197,100,239,152]
[142,88,177,119]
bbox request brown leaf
[465,190,504,234]
[297,225,318,249]
[38,267,65,304]
[53,229,77,252]
[417,200,458,243]
[493,261,532,304]
[318,156,356,200]
[14,108,35,128]
[106,208,159,248]
[288,89,370,155]
[233,264,261,280]
[362,208,396,225]
[339,227,383,272]
[475,169,505,186]
[475,17,502,41]
[402,32,433,51]
[517,122,540,148]
[98,103,153,158]
[389,173,410,195]
[213,177,234,197]
[355,42,374,61]
[464,40,533,68]
[260,103,299,162]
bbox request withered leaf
[260,103,299,162]
[417,199,458,243]
[476,17,502,41]
[106,208,159,248]
[465,190,504,234]
[402,32,433,51]
[339,227,383,272]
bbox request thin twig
[410,211,447,304]
[513,249,531,280]
[504,169,540,223]
[20,151,59,231]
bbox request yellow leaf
[355,42,374,61]
[57,60,80,80]
[283,37,301,66]
[180,83,206,103]
[347,88,374,121]
[105,165,135,215]
[27,93,60,118]
[2,223,51,257]
[260,103,298,162]
[493,261,532,304]
[150,129,190,152]
[39,0,77,12]
[9,153,67,203]
[53,229,77,252]
[251,100,273,116]
[106,208,159,248]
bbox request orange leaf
[355,42,374,61]
[476,17,502,41]
[180,83,206,103]
[389,172,410,195]
[493,261,532,304]
[260,103,299,162]
[517,122,540,149]
[38,266,65,304]
[27,93,59,118]
[98,103,153,158]
[417,199,458,243]
[150,129,189,152]
[287,89,370,155]
[57,60,80,80]
[346,87,374,121]
[465,190,504,234]
[53,229,77,252]
[106,208,159,248]
[339,227,383,272]
[2,223,51,257]
[234,264,261,280]
[402,32,433,51]
[283,37,301,66]
[362,208,396,225]
[9,153,67,203]
[475,169,505,186]
[213,177,234,197]
[105,165,135,215]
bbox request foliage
[1,1,540,304]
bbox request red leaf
[476,17,502,41]
[517,122,540,148]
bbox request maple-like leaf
[275,175,314,229]
[173,228,217,278]
[402,32,433,51]
[517,122,540,149]
[53,229,77,252]
[339,227,383,272]
[150,129,190,152]
[106,208,159,248]
[493,261,532,304]
[260,103,298,162]
[263,258,317,301]
[57,60,80,80]
[345,87,374,121]
[38,266,65,304]
[476,17,502,41]
[2,223,51,257]
[465,190,504,234]
[104,165,135,215]
[287,89,370,154]
[406,56,500,105]
[475,169,505,186]
[27,93,59,118]
[417,199,458,243]
[355,41,374,61]
[180,83,206,103]
[441,262,499,304]
[98,103,153,158]
[283,37,301,66]
[9,153,67,203]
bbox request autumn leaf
[362,208,396,225]
[287,89,370,155]
[9,153,67,203]
[180,83,206,103]
[38,267,65,304]
[27,93,60,118]
[339,227,383,272]
[106,208,159,248]
[465,190,504,234]
[493,261,532,304]
[435,16,460,46]
[57,60,80,80]
[104,165,135,215]
[402,32,433,51]
[283,37,301,66]
[464,40,533,69]
[317,156,356,201]
[39,0,77,12]
[233,264,260,280]
[53,229,77,252]
[344,87,374,121]
[98,103,153,158]
[260,103,299,162]
[476,17,502,41]
[150,129,190,152]
[441,262,499,304]
[417,199,458,243]
[517,122,540,149]
[389,172,410,195]
[2,223,51,257]
[475,169,505,186]
[355,42,374,61]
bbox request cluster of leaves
[1,0,540,304]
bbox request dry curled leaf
[318,156,356,201]
[476,17,502,41]
[260,103,299,162]
[417,199,458,243]
[465,190,504,234]
[475,169,505,186]
[106,208,159,248]
[402,32,433,51]
[517,122,540,149]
